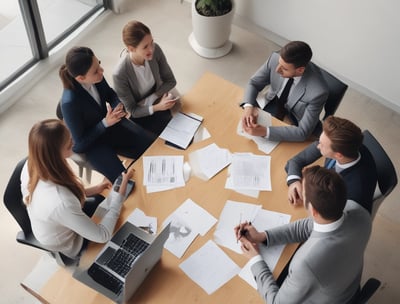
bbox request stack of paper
[188,143,232,180]
[143,155,185,193]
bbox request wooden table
[35,72,311,303]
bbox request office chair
[362,130,398,219]
[56,101,95,183]
[353,278,381,304]
[3,158,76,266]
[319,67,348,120]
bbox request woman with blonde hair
[20,119,133,258]
[113,20,179,135]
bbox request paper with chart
[162,198,218,258]
[238,209,291,289]
[159,112,203,149]
[143,155,185,192]
[189,143,232,180]
[179,240,240,295]
[214,200,262,254]
[237,109,279,154]
[230,153,272,191]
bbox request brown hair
[303,165,347,221]
[280,41,312,68]
[122,20,151,48]
[26,119,85,205]
[323,116,363,159]
[59,46,95,90]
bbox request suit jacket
[285,141,378,213]
[113,43,176,118]
[61,77,120,153]
[243,52,328,141]
[251,200,371,304]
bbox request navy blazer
[61,78,120,153]
[285,142,378,213]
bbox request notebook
[73,221,170,303]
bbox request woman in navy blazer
[59,46,155,182]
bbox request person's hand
[153,93,177,112]
[241,106,258,128]
[288,180,303,205]
[105,102,126,126]
[97,179,112,193]
[243,122,267,137]
[234,221,266,243]
[117,168,135,195]
[240,237,260,259]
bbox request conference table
[33,72,312,303]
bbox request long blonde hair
[26,119,85,204]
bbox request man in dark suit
[285,116,377,213]
[241,41,329,142]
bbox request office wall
[234,0,400,113]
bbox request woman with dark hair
[113,20,179,135]
[59,46,155,182]
[20,119,134,258]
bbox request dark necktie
[276,78,294,120]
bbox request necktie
[325,158,336,169]
[276,78,294,120]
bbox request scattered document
[230,153,272,191]
[162,199,217,258]
[189,143,232,180]
[163,213,198,258]
[143,155,185,193]
[179,240,240,295]
[225,160,260,198]
[237,109,279,154]
[126,208,157,234]
[214,200,262,254]
[159,112,203,149]
[238,209,291,289]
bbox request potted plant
[188,0,234,58]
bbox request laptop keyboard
[88,263,123,295]
[105,233,149,278]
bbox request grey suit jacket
[112,43,176,117]
[251,200,371,304]
[243,52,328,141]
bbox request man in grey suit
[235,166,371,304]
[241,41,328,142]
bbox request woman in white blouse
[113,20,179,135]
[20,119,133,258]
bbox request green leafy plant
[195,0,232,17]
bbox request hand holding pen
[234,221,267,244]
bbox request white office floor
[0,0,399,303]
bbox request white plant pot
[189,1,234,58]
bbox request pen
[237,213,242,243]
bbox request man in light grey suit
[235,166,371,304]
[241,41,329,142]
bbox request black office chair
[362,130,398,219]
[3,158,76,266]
[319,67,348,120]
[353,278,381,304]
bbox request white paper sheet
[179,240,240,295]
[231,153,272,191]
[214,200,262,254]
[189,143,232,180]
[126,208,158,234]
[238,209,291,289]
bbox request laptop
[73,221,170,303]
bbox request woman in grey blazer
[113,21,179,135]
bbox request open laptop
[73,221,170,303]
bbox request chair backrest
[319,67,348,120]
[353,278,381,304]
[3,158,32,236]
[362,130,398,218]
